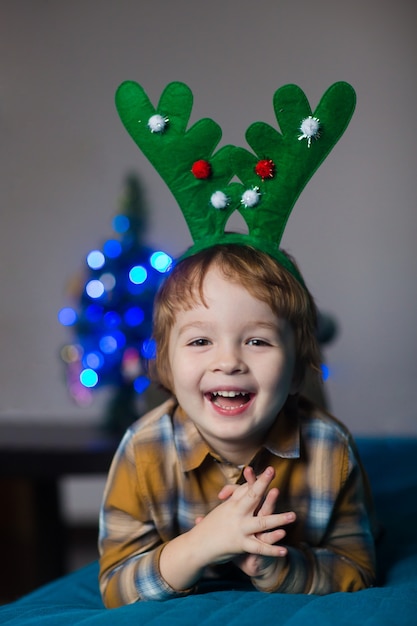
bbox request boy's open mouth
[206,390,253,410]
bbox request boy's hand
[161,465,295,593]
[194,466,294,566]
[216,466,294,583]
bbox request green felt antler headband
[115,80,356,283]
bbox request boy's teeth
[209,390,251,409]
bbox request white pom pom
[210,190,228,210]
[241,188,261,208]
[148,114,167,133]
[298,116,320,147]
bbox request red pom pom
[255,159,275,180]
[191,159,212,179]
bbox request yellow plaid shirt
[99,397,376,607]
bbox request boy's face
[168,265,297,464]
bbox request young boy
[98,244,377,607]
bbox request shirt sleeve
[251,438,377,594]
[98,429,194,607]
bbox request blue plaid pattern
[99,397,376,606]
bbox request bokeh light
[86,250,105,270]
[58,307,77,326]
[141,338,157,360]
[100,273,116,292]
[80,368,99,388]
[150,251,172,273]
[60,344,81,363]
[84,351,104,370]
[113,215,130,233]
[104,311,121,328]
[129,265,147,285]
[99,335,118,354]
[86,279,105,299]
[85,304,103,322]
[134,375,151,394]
[321,363,330,381]
[103,239,122,258]
[124,306,145,327]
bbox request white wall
[1,0,416,443]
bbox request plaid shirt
[99,397,376,607]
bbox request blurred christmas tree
[58,174,172,433]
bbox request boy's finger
[243,465,257,485]
[247,539,288,558]
[250,511,296,534]
[217,484,237,500]
[245,466,276,501]
[256,528,286,545]
[257,488,279,516]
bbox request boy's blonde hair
[151,244,321,393]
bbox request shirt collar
[262,406,301,459]
[173,405,213,472]
[173,402,300,472]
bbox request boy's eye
[246,338,271,347]
[188,338,210,347]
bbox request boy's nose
[211,344,247,374]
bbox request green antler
[232,81,356,248]
[115,80,356,283]
[115,81,241,245]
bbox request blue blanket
[1,438,416,625]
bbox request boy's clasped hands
[160,466,296,592]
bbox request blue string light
[150,251,172,273]
[124,306,145,327]
[80,368,99,388]
[87,250,105,270]
[103,239,122,258]
[86,279,105,299]
[112,215,130,233]
[59,242,171,397]
[141,338,157,360]
[58,178,173,410]
[84,352,104,370]
[134,376,151,394]
[321,363,330,381]
[58,307,77,326]
[103,311,122,328]
[129,265,148,285]
[85,304,103,322]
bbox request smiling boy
[98,245,377,606]
[99,79,376,607]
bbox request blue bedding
[1,437,416,625]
